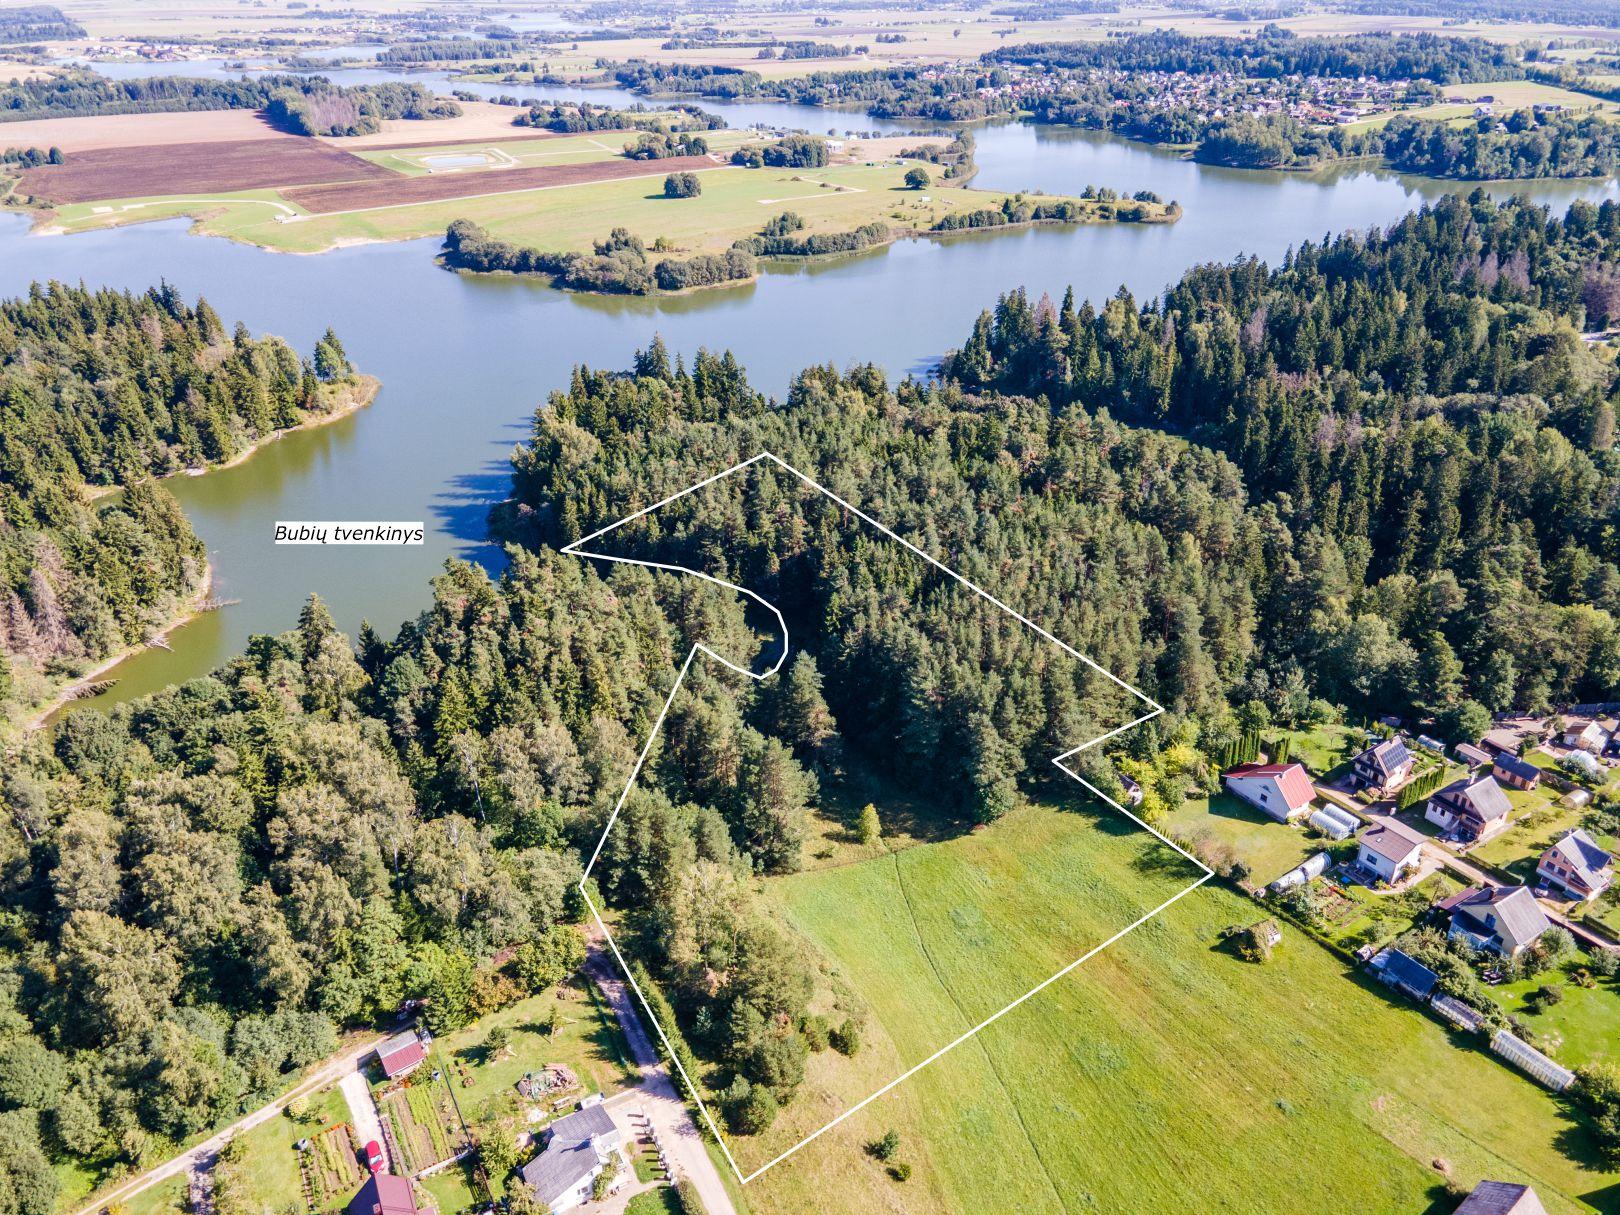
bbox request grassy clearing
[121,1176,188,1215]
[1163,791,1321,886]
[418,1157,482,1215]
[1487,960,1620,1072]
[436,982,635,1144]
[732,798,1618,1215]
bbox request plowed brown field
[20,138,394,204]
[280,153,720,214]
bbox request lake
[3,86,1615,715]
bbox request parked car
[363,1140,384,1173]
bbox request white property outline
[563,450,1214,1184]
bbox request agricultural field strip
[562,449,1216,1185]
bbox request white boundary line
[563,449,1214,1184]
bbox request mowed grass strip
[742,801,1617,1215]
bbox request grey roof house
[1426,774,1512,843]
[519,1103,625,1214]
[1453,1180,1548,1215]
[1537,829,1613,902]
[1444,886,1551,959]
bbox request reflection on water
[3,90,1616,717]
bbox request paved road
[72,1031,390,1215]
[586,937,738,1215]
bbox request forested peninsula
[0,284,372,729]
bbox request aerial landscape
[2,2,1620,1215]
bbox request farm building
[519,1102,626,1214]
[348,1175,420,1215]
[375,1029,428,1079]
[1537,829,1613,901]
[1491,752,1540,791]
[1222,761,1314,821]
[1349,738,1414,796]
[1443,886,1551,959]
[1426,774,1511,843]
[1356,819,1426,884]
[1453,1181,1548,1214]
[1369,947,1438,1002]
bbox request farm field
[727,799,1620,1215]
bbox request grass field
[47,158,1125,261]
[727,798,1620,1215]
[218,1085,352,1215]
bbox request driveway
[586,936,738,1215]
[340,1069,388,1165]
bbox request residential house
[1562,717,1610,755]
[1222,761,1315,822]
[519,1103,626,1214]
[375,1029,428,1080]
[348,1175,420,1215]
[1370,947,1439,1002]
[1492,752,1540,791]
[1444,886,1552,959]
[1453,1180,1548,1215]
[1356,819,1426,885]
[1454,742,1492,769]
[1426,774,1512,843]
[1537,829,1613,902]
[1350,738,1414,796]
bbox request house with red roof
[1223,762,1315,822]
[375,1029,428,1080]
[347,1174,420,1215]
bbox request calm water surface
[3,96,1615,714]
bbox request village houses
[1442,886,1552,959]
[1426,773,1512,844]
[1350,737,1415,797]
[1222,760,1315,821]
[1537,829,1613,902]
[1356,818,1427,885]
[518,1099,627,1213]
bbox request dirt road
[72,1031,390,1215]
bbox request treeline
[1,145,61,168]
[0,70,459,132]
[441,220,755,295]
[624,130,709,159]
[0,282,362,721]
[943,192,1620,725]
[736,211,890,257]
[265,80,460,137]
[989,27,1525,84]
[0,5,83,42]
[931,193,1169,230]
[729,134,828,168]
[377,37,529,63]
[512,100,723,133]
[1380,108,1620,180]
[900,130,976,181]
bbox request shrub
[1589,949,1620,978]
[829,1018,861,1056]
[889,1162,912,1182]
[867,1129,901,1161]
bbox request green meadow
[732,800,1620,1215]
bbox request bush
[867,1129,901,1161]
[1525,983,1565,1012]
[800,1014,831,1052]
[889,1162,912,1182]
[1589,949,1620,978]
[829,1018,861,1056]
[664,171,701,198]
[722,1076,778,1135]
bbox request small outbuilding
[375,1029,428,1080]
[1491,752,1541,791]
[1453,1180,1548,1215]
